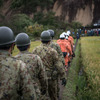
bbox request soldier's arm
[37,56,47,95]
[19,61,37,100]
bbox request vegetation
[11,0,54,13]
[0,0,3,7]
[77,37,100,100]
[25,23,44,39]
[9,14,33,35]
[0,0,83,39]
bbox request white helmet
[67,31,71,35]
[60,33,65,38]
[66,36,68,40]
[62,32,67,37]
[66,32,69,36]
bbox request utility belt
[62,52,67,58]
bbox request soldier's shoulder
[2,57,26,70]
[48,46,57,54]
[50,41,60,47]
[33,45,43,51]
[28,53,41,60]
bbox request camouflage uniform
[49,41,65,66]
[0,50,36,100]
[33,43,66,100]
[15,51,47,100]
[49,41,66,98]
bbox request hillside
[0,0,100,26]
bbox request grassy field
[79,36,100,100]
[63,36,100,100]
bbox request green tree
[9,14,33,34]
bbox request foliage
[0,0,3,7]
[71,21,82,30]
[25,22,44,38]
[11,0,54,13]
[78,37,100,100]
[34,11,59,27]
[9,14,33,35]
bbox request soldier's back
[33,44,58,71]
[0,51,36,100]
[15,51,44,82]
[50,41,65,66]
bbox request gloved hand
[61,78,67,86]
[41,89,46,95]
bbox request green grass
[79,36,100,100]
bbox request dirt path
[58,39,78,100]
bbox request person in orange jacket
[61,32,73,65]
[67,31,74,46]
[66,31,75,58]
[66,32,73,51]
[57,33,71,71]
[65,35,73,65]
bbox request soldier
[32,31,66,100]
[47,29,66,99]
[0,26,36,100]
[15,33,47,100]
[47,29,65,66]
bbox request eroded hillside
[0,0,100,26]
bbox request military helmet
[0,26,15,46]
[47,29,54,37]
[41,31,51,41]
[15,33,30,46]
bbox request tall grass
[80,36,100,100]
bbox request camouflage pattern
[32,43,66,100]
[49,41,65,66]
[33,43,65,79]
[49,41,66,99]
[15,51,47,99]
[0,50,36,100]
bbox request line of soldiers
[0,26,69,100]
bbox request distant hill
[0,0,100,26]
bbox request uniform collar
[19,50,30,54]
[0,50,11,57]
[41,43,50,47]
